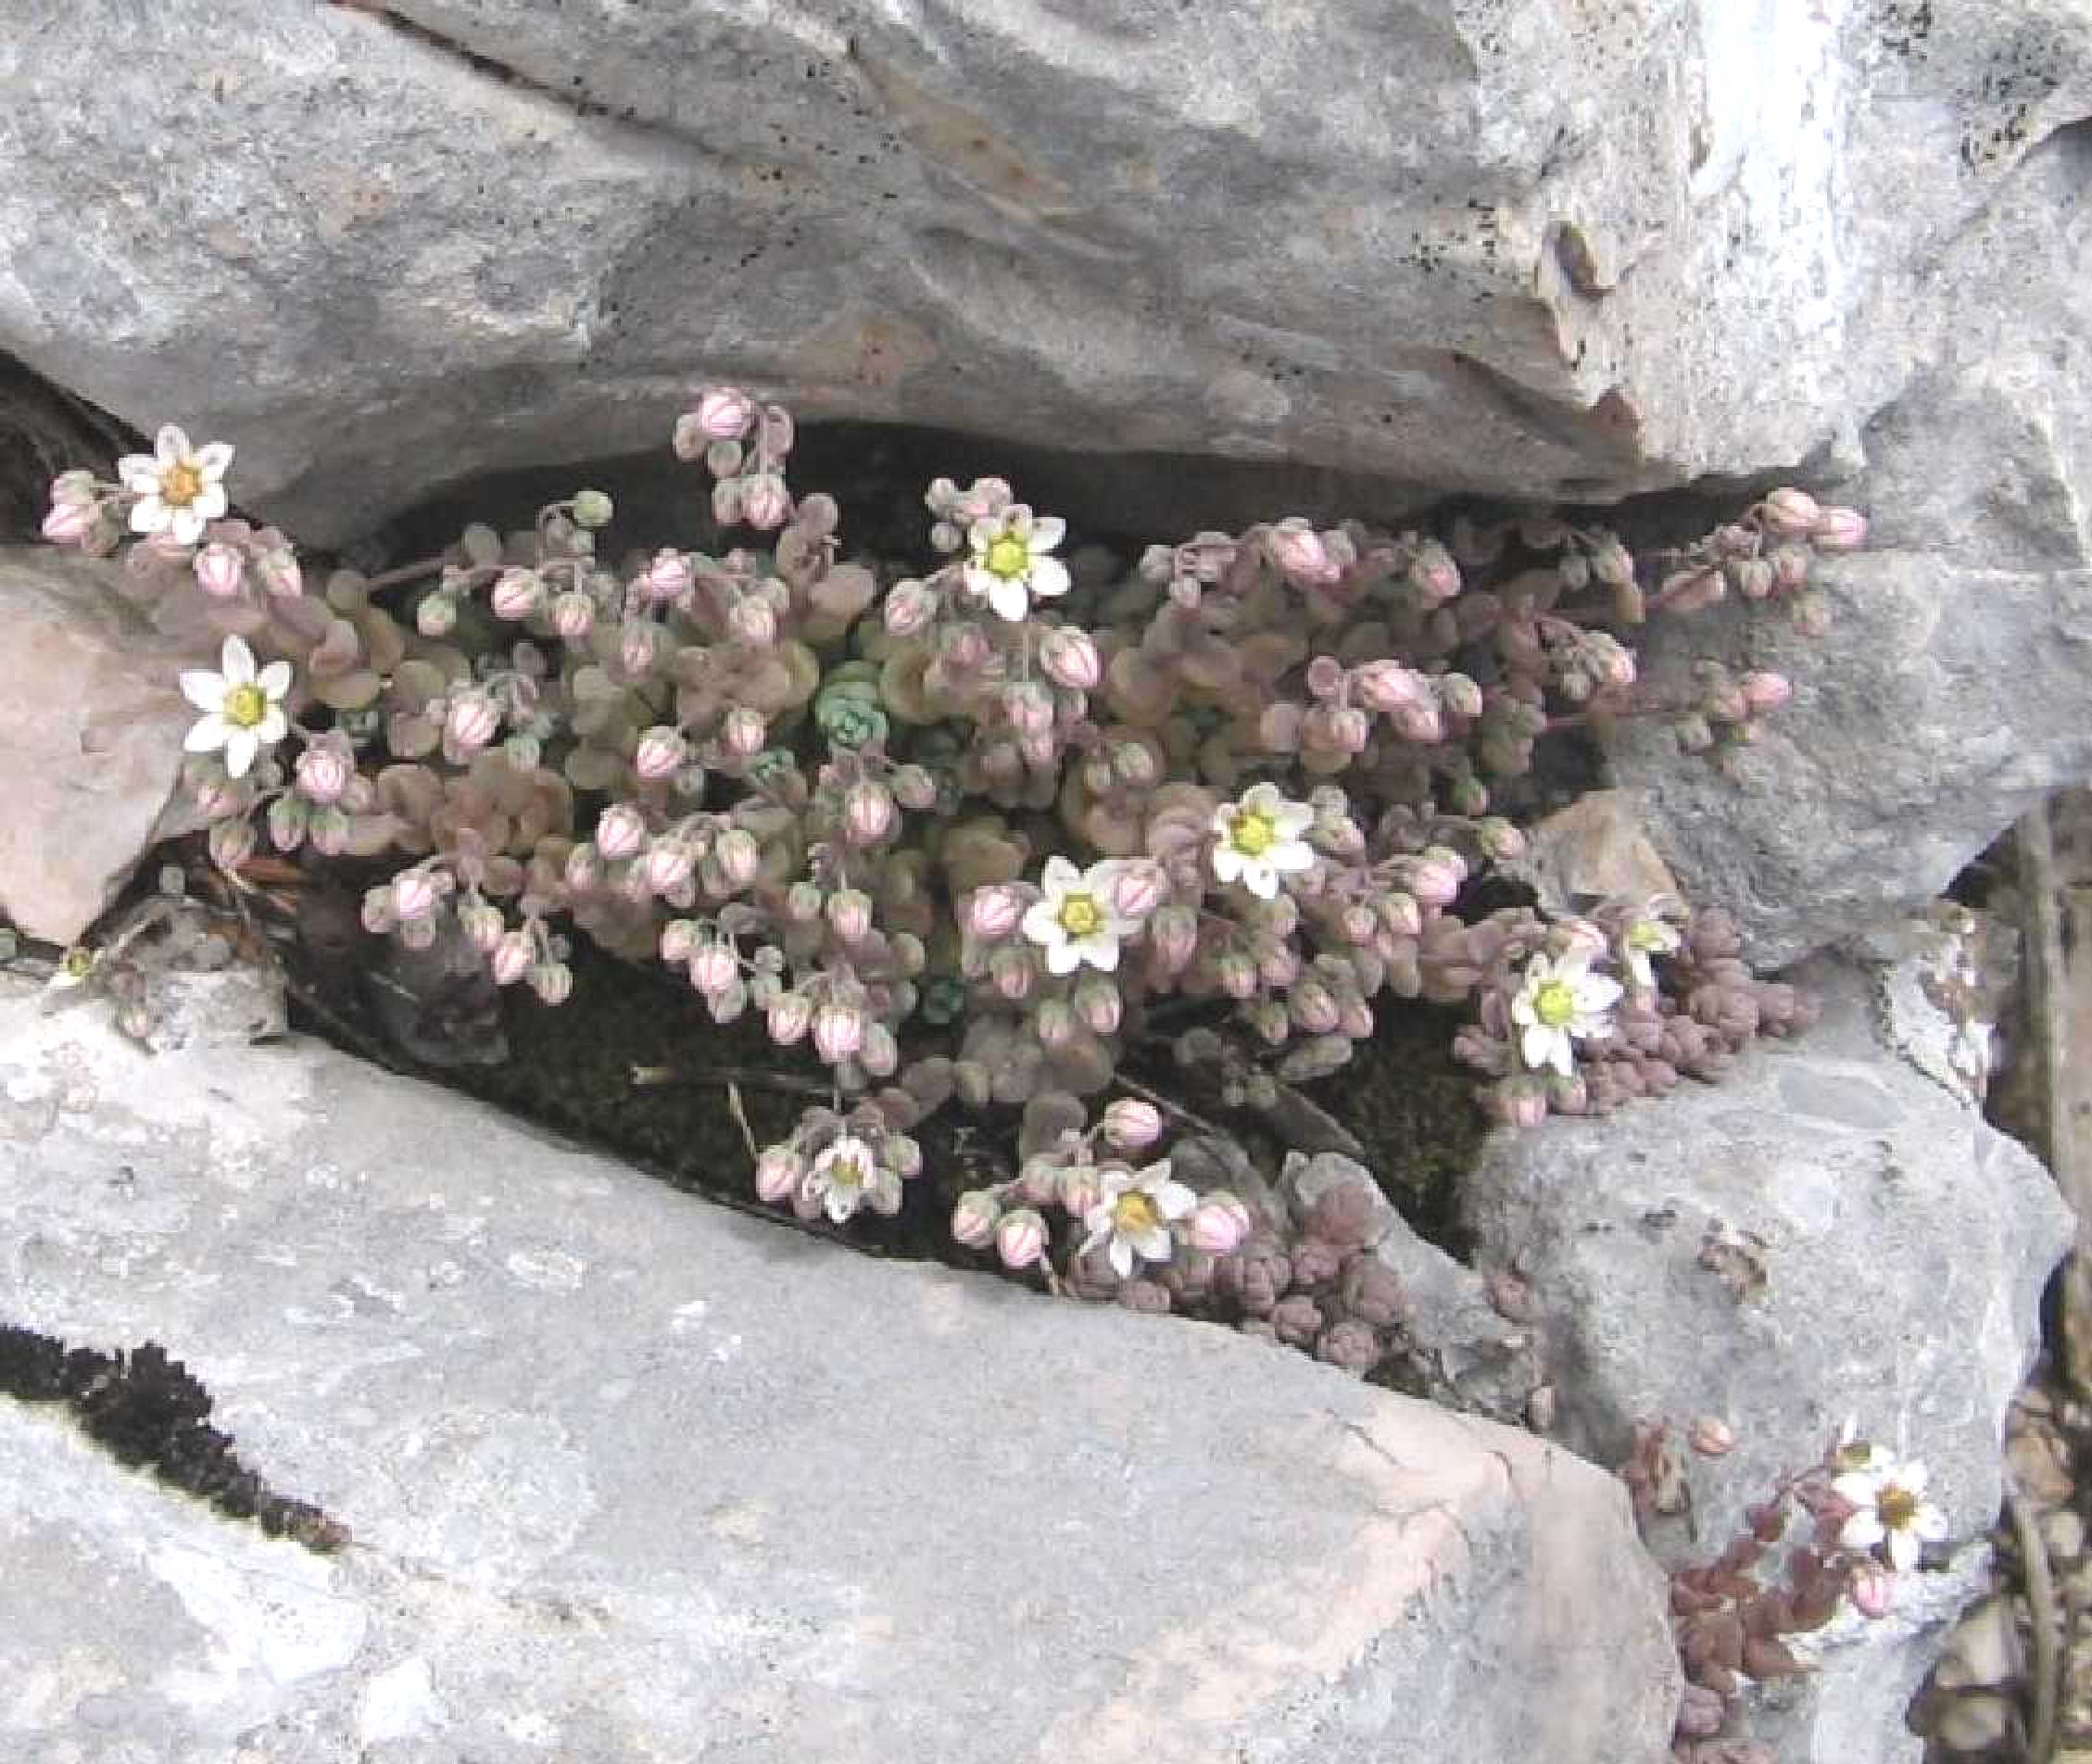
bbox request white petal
[1839,1511,1885,1552]
[1267,839,1316,874]
[129,497,170,535]
[1150,1180,1197,1220]
[1028,515,1066,552]
[169,508,205,547]
[1073,934,1120,973]
[256,659,294,699]
[1027,556,1071,600]
[988,576,1030,622]
[1511,994,1539,1027]
[1273,801,1316,838]
[1913,1504,1950,1543]
[253,706,288,745]
[192,484,229,522]
[117,456,160,495]
[961,562,997,601]
[1832,1470,1884,1506]
[1039,855,1080,896]
[1573,974,1624,1012]
[1020,899,1063,948]
[1241,863,1279,901]
[183,713,232,753]
[223,728,259,779]
[194,441,233,479]
[1130,1226,1173,1265]
[1241,782,1282,813]
[1519,1022,1557,1072]
[179,669,227,712]
[1211,845,1244,885]
[155,424,189,468]
[1884,1528,1919,1572]
[1044,939,1081,976]
[1107,1237,1135,1279]
[1079,1216,1111,1255]
[1897,1462,1930,1496]
[218,635,257,683]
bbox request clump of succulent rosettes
[45,393,1863,1278]
[1635,1418,1950,1761]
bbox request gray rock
[1605,122,2092,964]
[0,997,1679,1764]
[5,3,2089,545]
[1458,953,2073,1763]
[0,548,210,944]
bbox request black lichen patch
[0,1326,350,1555]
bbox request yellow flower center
[161,460,204,509]
[827,1153,866,1191]
[1532,977,1577,1028]
[1878,1484,1918,1531]
[1057,892,1103,939]
[222,682,270,729]
[1229,808,1277,858]
[1112,1191,1159,1236]
[984,533,1031,580]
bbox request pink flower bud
[1340,904,1379,944]
[1102,1098,1164,1153]
[1216,950,1258,1000]
[530,961,574,1005]
[1189,1191,1254,1256]
[307,806,349,856]
[1058,1165,1103,1220]
[1324,706,1371,753]
[643,841,696,894]
[446,694,501,755]
[41,498,95,546]
[634,726,688,781]
[767,992,813,1045]
[1739,671,1792,712]
[295,744,354,805]
[193,542,245,599]
[490,568,544,621]
[564,842,606,893]
[1073,979,1121,1036]
[825,888,874,944]
[785,881,825,922]
[720,708,767,757]
[1149,903,1198,974]
[691,386,757,441]
[813,1002,863,1064]
[620,621,661,678]
[1409,539,1461,603]
[1038,626,1102,691]
[967,886,1022,940]
[1686,1416,1736,1457]
[1109,862,1166,921]
[688,943,738,996]
[1758,486,1821,537]
[486,931,529,987]
[208,816,258,870]
[988,947,1035,1002]
[647,550,698,606]
[714,827,762,888]
[550,590,596,638]
[727,597,777,646]
[1408,851,1466,907]
[595,803,648,861]
[1289,976,1341,1034]
[1270,522,1339,586]
[659,919,700,964]
[391,871,439,924]
[359,883,394,934]
[1494,1077,1549,1128]
[1034,999,1078,1050]
[1848,1563,1896,1619]
[860,1022,899,1078]
[951,1190,1002,1249]
[417,594,459,638]
[755,1145,806,1205]
[883,579,938,636]
[843,781,897,847]
[739,473,791,531]
[995,1208,1049,1270]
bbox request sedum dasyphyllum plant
[42,390,1864,1311]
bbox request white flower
[962,506,1069,622]
[179,635,293,781]
[1210,782,1315,900]
[1079,1160,1196,1279]
[1509,949,1623,1077]
[1021,856,1137,976]
[118,424,233,547]
[807,1134,879,1225]
[1833,1453,1949,1572]
[1619,909,1683,989]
